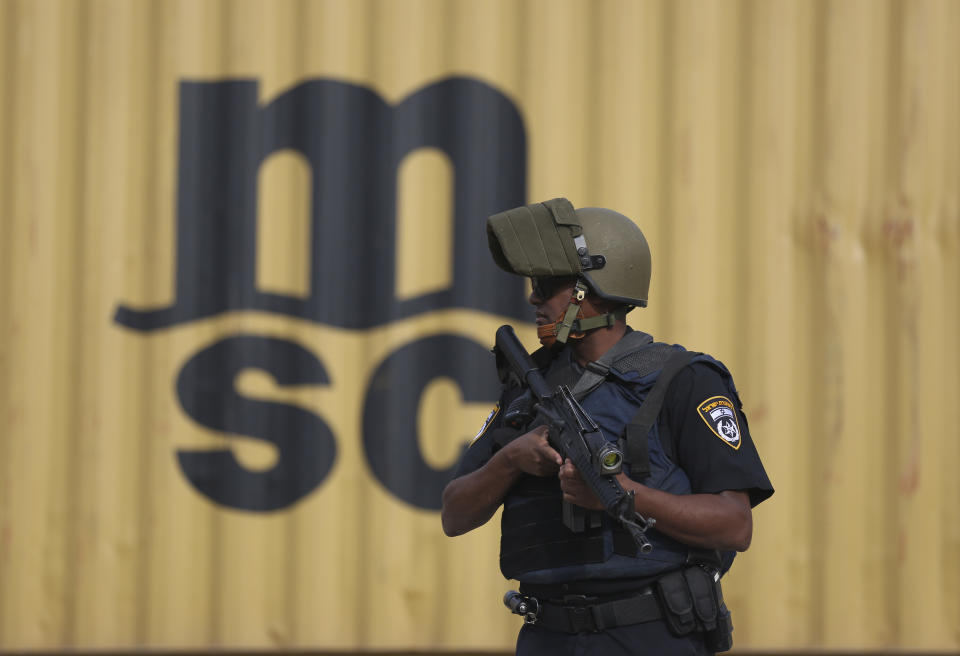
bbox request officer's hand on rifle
[503,425,563,477]
[559,458,611,511]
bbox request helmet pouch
[486,198,585,276]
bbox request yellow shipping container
[1,0,958,652]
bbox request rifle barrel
[494,325,552,399]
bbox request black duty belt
[506,588,661,634]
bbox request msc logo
[114,76,527,512]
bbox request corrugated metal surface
[1,0,958,651]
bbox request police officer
[441,199,774,655]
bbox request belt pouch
[683,567,718,631]
[706,604,734,653]
[698,570,734,653]
[654,570,696,636]
[707,577,734,653]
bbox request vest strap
[570,331,654,399]
[623,351,696,476]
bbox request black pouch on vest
[654,570,697,636]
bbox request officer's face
[528,275,578,325]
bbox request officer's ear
[586,293,627,316]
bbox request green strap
[574,312,618,332]
[555,281,589,343]
[556,302,582,343]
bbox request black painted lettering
[362,334,500,510]
[176,335,336,511]
[115,77,528,331]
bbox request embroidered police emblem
[697,396,741,449]
[470,405,500,445]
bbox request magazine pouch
[654,570,696,636]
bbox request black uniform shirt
[659,361,773,507]
[457,355,773,509]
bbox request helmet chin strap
[536,279,625,348]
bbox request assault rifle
[494,324,655,554]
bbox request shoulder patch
[470,404,500,445]
[697,396,741,449]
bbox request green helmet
[487,198,651,307]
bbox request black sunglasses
[530,275,578,299]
